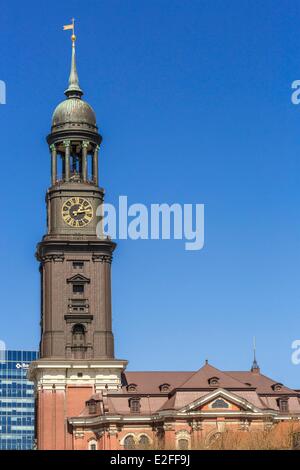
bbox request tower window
[68,299,89,313]
[71,324,86,359]
[73,284,84,294]
[73,261,84,269]
[72,324,85,346]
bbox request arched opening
[72,324,86,359]
[88,439,97,450]
[124,435,136,450]
[138,434,150,449]
[206,431,222,449]
[178,438,189,450]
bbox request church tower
[29,31,127,450]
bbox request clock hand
[73,208,90,215]
[78,203,88,212]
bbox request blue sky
[0,0,300,387]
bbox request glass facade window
[0,350,38,450]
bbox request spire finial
[63,18,83,98]
[251,336,260,373]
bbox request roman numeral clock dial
[62,197,93,227]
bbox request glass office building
[0,350,38,450]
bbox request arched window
[72,324,86,359]
[139,434,150,449]
[124,435,136,450]
[178,438,189,450]
[176,430,190,450]
[207,431,222,448]
[72,324,85,344]
[88,439,97,450]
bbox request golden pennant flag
[63,19,76,41]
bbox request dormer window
[86,399,98,415]
[129,397,141,414]
[127,383,137,393]
[159,383,170,393]
[277,398,289,413]
[272,383,283,392]
[208,377,219,386]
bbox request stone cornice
[37,253,65,263]
[36,238,116,261]
[29,358,128,370]
[67,408,300,429]
[92,254,113,264]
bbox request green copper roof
[51,36,98,131]
[52,98,97,128]
[65,39,83,98]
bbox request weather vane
[63,18,76,42]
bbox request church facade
[28,35,300,450]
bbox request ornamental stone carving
[92,254,112,264]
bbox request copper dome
[51,98,97,131]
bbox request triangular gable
[177,363,252,390]
[179,389,262,414]
[67,274,90,283]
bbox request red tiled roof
[74,364,300,419]
[177,363,251,390]
[122,371,193,394]
[226,371,297,395]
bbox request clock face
[62,197,93,228]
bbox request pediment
[67,274,90,284]
[179,389,261,414]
